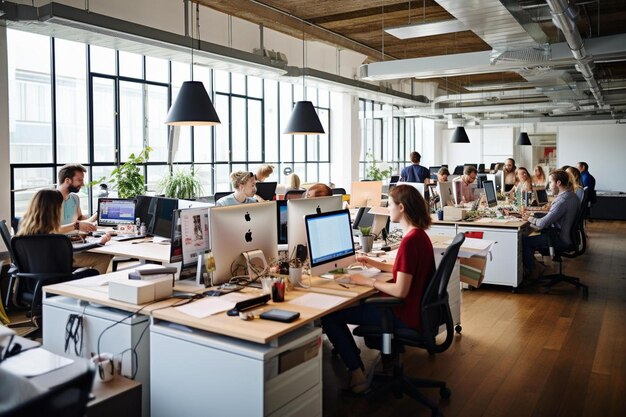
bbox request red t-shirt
[388,228,435,330]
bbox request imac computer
[134,195,157,232]
[429,166,441,181]
[350,181,382,208]
[535,188,549,205]
[151,197,178,240]
[352,207,390,238]
[483,180,498,208]
[209,202,278,285]
[494,170,505,193]
[389,175,400,185]
[437,182,455,207]
[287,196,343,262]
[305,209,356,277]
[97,198,136,227]
[276,200,288,247]
[177,199,212,209]
[170,207,211,285]
[256,181,278,201]
[395,181,429,201]
[452,180,463,206]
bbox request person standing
[577,161,596,204]
[400,152,430,183]
[56,164,97,234]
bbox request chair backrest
[1,364,95,417]
[11,234,74,275]
[420,232,465,353]
[285,190,305,200]
[213,192,232,203]
[331,188,346,195]
[0,220,15,264]
[571,190,588,256]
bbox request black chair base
[540,272,589,297]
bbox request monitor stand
[152,236,171,244]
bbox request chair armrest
[16,272,70,282]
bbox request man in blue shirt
[577,161,596,204]
[400,151,430,183]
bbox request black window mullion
[50,37,58,187]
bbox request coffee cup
[91,353,115,383]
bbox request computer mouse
[347,264,364,271]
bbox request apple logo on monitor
[244,212,251,222]
[316,206,322,214]
[245,229,252,242]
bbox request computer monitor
[476,174,488,188]
[389,175,399,184]
[152,197,178,239]
[276,200,288,245]
[494,170,505,193]
[352,207,390,238]
[209,202,278,285]
[287,196,343,261]
[256,181,277,201]
[350,181,382,208]
[429,166,441,180]
[97,198,136,227]
[452,180,463,205]
[484,180,498,208]
[453,165,464,175]
[535,188,549,205]
[395,181,429,201]
[177,199,212,209]
[437,182,455,207]
[134,195,157,232]
[305,209,356,277]
[170,207,211,285]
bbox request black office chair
[478,163,485,173]
[452,165,464,175]
[213,191,232,203]
[352,232,465,416]
[11,234,99,328]
[1,220,21,312]
[538,192,590,296]
[331,188,347,195]
[0,363,95,417]
[285,190,305,200]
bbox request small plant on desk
[358,226,375,253]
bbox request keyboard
[72,242,101,252]
[112,235,147,242]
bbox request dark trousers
[321,302,406,372]
[522,230,566,272]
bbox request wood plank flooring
[322,220,626,417]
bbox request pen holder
[288,267,303,287]
[272,279,285,302]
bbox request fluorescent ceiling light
[385,19,467,39]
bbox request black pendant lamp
[451,126,470,143]
[516,131,532,145]
[165,4,220,127]
[284,32,325,135]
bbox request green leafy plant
[365,153,393,181]
[159,167,204,199]
[358,226,373,237]
[107,147,152,198]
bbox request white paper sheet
[1,348,74,377]
[289,293,349,310]
[174,297,236,318]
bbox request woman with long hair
[321,184,436,393]
[532,165,547,188]
[511,167,533,196]
[566,166,585,202]
[18,189,112,274]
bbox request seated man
[215,171,258,206]
[521,169,579,280]
[455,165,478,203]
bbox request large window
[7,29,332,217]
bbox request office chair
[352,232,465,416]
[1,220,22,312]
[538,193,589,297]
[331,188,347,195]
[213,191,231,203]
[11,234,99,328]
[0,363,95,417]
[452,165,464,175]
[478,163,485,173]
[285,190,305,200]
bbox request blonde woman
[566,166,584,202]
[255,165,274,182]
[215,171,258,206]
[512,167,533,194]
[18,189,112,274]
[286,173,302,191]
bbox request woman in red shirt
[321,184,435,394]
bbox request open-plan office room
[0,1,625,417]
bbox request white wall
[0,27,11,251]
[557,123,626,192]
[440,125,514,169]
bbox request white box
[109,277,173,304]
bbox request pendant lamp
[515,88,531,145]
[451,88,470,143]
[165,4,220,126]
[284,32,325,135]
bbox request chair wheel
[440,387,451,399]
[455,325,462,334]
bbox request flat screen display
[97,198,136,227]
[305,209,355,276]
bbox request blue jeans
[321,302,406,372]
[522,231,565,272]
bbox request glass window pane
[215,164,231,192]
[231,73,245,96]
[306,135,317,162]
[306,162,318,183]
[92,77,116,162]
[318,109,329,161]
[194,126,213,162]
[374,119,382,159]
[214,69,229,93]
[305,86,317,106]
[91,166,115,206]
[248,99,262,161]
[264,79,278,162]
[55,38,88,164]
[248,76,262,98]
[12,167,55,217]
[119,81,144,161]
[279,82,293,161]
[319,90,329,108]
[195,66,213,95]
[8,30,52,164]
[294,163,306,182]
[90,45,116,75]
[214,94,230,162]
[145,56,169,83]
[294,135,305,163]
[146,84,169,162]
[194,164,214,196]
[319,163,330,185]
[231,97,246,161]
[119,51,143,79]
[146,165,168,193]
[171,61,190,88]
[174,127,192,162]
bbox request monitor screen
[352,207,390,238]
[180,207,210,268]
[209,202,278,285]
[287,196,343,262]
[389,175,400,184]
[152,197,178,239]
[134,195,157,233]
[97,198,136,227]
[350,181,382,208]
[305,209,356,277]
[277,200,288,245]
[484,180,498,207]
[535,188,549,205]
[476,174,488,188]
[437,182,454,207]
[429,166,441,180]
[256,181,278,201]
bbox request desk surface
[89,238,171,263]
[431,216,528,229]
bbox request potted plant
[102,147,152,198]
[359,226,375,253]
[159,167,203,199]
[366,152,394,181]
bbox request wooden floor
[322,220,626,417]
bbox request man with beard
[503,158,517,192]
[57,164,97,234]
